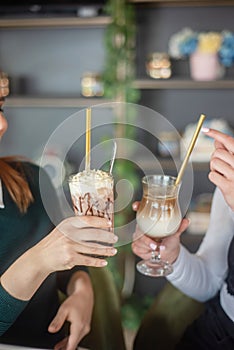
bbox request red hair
[0,157,34,213]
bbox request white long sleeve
[167,187,234,320]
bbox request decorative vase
[189,51,225,81]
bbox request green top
[0,161,84,349]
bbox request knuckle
[84,324,91,335]
[63,251,75,269]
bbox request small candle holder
[0,72,9,98]
[81,72,104,97]
[146,52,171,79]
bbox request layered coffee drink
[68,169,114,225]
[136,174,182,277]
[136,195,181,238]
[136,175,182,239]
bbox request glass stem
[151,239,162,262]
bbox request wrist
[67,271,94,299]
[169,245,181,265]
[1,248,50,301]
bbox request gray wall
[136,5,234,129]
[1,6,234,160]
[0,26,106,159]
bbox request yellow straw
[175,113,206,186]
[85,107,91,171]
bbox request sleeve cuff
[167,244,190,282]
[0,283,28,323]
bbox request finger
[211,148,234,169]
[132,230,155,246]
[132,201,140,211]
[75,254,109,267]
[67,227,118,244]
[48,309,67,333]
[66,322,83,350]
[132,233,159,253]
[202,128,234,154]
[210,157,234,179]
[174,218,190,237]
[208,171,230,192]
[132,226,146,241]
[214,140,226,150]
[54,336,68,350]
[63,216,113,230]
[74,242,117,257]
[132,241,151,254]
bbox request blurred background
[1,0,234,347]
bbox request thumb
[48,307,67,333]
[175,218,190,237]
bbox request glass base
[136,258,173,277]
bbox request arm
[0,216,117,335]
[132,189,233,302]
[48,270,94,350]
[168,188,234,301]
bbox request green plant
[102,0,151,332]
[103,0,140,103]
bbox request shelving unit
[1,15,111,109]
[0,16,112,29]
[140,157,210,172]
[133,78,234,89]
[131,1,232,199]
[4,96,111,108]
[129,0,234,6]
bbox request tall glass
[136,175,182,277]
[68,169,114,232]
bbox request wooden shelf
[133,78,234,90]
[129,0,234,6]
[0,16,111,29]
[4,96,112,108]
[140,157,210,171]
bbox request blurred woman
[132,128,234,349]
[0,93,117,350]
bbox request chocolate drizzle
[72,192,114,222]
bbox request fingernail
[113,235,118,242]
[160,245,165,251]
[150,243,157,251]
[108,220,112,226]
[201,127,210,133]
[111,248,117,255]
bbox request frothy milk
[69,169,114,221]
[136,195,182,238]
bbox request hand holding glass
[136,175,182,277]
[68,170,114,258]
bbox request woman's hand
[37,215,118,274]
[202,128,234,211]
[49,271,94,350]
[1,216,117,301]
[131,202,189,264]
